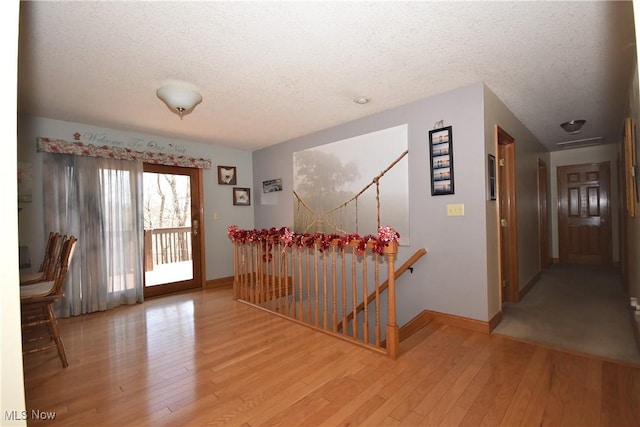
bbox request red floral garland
[227,225,399,255]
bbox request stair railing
[337,248,427,332]
[229,226,401,358]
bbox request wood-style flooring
[23,286,640,426]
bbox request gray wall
[17,115,254,281]
[253,82,493,323]
[483,84,550,316]
[625,51,640,300]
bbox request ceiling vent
[555,136,603,149]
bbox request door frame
[143,163,206,298]
[496,126,519,303]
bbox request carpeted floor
[493,264,640,364]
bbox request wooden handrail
[337,248,427,332]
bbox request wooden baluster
[282,243,289,316]
[233,242,239,300]
[246,244,251,303]
[375,253,381,348]
[277,241,283,313]
[298,247,304,321]
[351,246,357,340]
[236,244,246,299]
[292,248,297,318]
[240,244,251,302]
[342,247,347,336]
[256,244,262,305]
[314,243,320,327]
[306,246,311,323]
[331,245,338,332]
[363,250,369,345]
[266,243,271,309]
[238,245,244,300]
[385,241,399,358]
[323,249,328,330]
[250,245,255,303]
[267,242,272,310]
[271,241,277,311]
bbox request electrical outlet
[446,204,464,216]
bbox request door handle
[193,219,199,236]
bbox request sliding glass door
[143,163,203,297]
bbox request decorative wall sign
[487,154,496,201]
[233,187,251,206]
[263,178,283,193]
[429,126,454,195]
[218,166,237,185]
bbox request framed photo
[428,126,454,195]
[487,154,496,201]
[218,165,237,185]
[263,178,283,193]
[233,187,251,206]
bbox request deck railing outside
[144,227,192,271]
[228,226,400,358]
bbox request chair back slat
[40,232,62,280]
[49,235,77,296]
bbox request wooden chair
[20,232,62,285]
[21,235,77,368]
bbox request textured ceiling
[17,1,637,152]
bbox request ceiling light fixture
[560,119,586,134]
[156,82,202,119]
[353,96,370,105]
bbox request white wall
[17,116,254,283]
[1,1,27,425]
[253,82,492,323]
[549,144,620,263]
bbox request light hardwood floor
[23,286,640,426]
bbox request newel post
[385,241,399,358]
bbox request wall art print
[429,126,454,196]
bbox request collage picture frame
[428,126,454,195]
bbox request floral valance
[36,137,212,169]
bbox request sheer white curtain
[43,153,144,317]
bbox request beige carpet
[493,264,640,364]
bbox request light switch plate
[446,204,464,216]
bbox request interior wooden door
[557,162,611,265]
[143,163,204,298]
[497,126,519,303]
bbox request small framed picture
[263,178,283,193]
[233,187,251,206]
[218,166,237,185]
[487,154,496,201]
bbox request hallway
[493,264,640,364]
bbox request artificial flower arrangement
[227,225,399,256]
